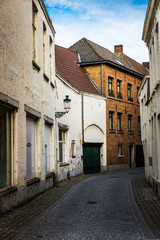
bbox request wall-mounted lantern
[55,95,71,118]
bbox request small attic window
[78,53,81,62]
[113,58,124,66]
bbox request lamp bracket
[55,112,67,118]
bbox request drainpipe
[82,93,84,145]
[101,64,103,96]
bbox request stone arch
[84,124,104,143]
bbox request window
[43,22,47,73]
[138,116,141,133]
[109,111,114,130]
[137,87,140,104]
[128,84,133,102]
[117,80,122,99]
[108,77,114,97]
[50,36,53,81]
[26,117,36,180]
[118,144,123,156]
[59,129,66,163]
[0,106,11,188]
[128,115,132,132]
[45,124,51,174]
[32,2,38,61]
[71,140,76,158]
[117,113,122,131]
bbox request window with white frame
[118,144,123,156]
[128,83,133,102]
[117,113,122,131]
[0,106,12,188]
[26,116,36,180]
[108,77,114,97]
[117,80,122,99]
[45,124,51,174]
[109,111,114,130]
[59,129,66,163]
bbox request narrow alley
[1,169,160,240]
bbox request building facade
[55,45,107,175]
[140,0,160,195]
[0,0,57,214]
[70,38,148,170]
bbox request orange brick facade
[84,64,143,169]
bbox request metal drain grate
[88,201,97,204]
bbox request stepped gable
[55,45,100,95]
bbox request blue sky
[44,0,149,63]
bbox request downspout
[101,64,103,96]
[82,93,84,144]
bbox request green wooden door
[83,144,100,174]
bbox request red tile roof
[123,54,149,76]
[55,45,100,95]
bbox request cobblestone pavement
[0,169,160,240]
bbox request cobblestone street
[1,169,160,240]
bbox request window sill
[117,98,123,101]
[118,155,124,158]
[43,73,49,82]
[27,178,40,187]
[32,60,40,72]
[118,130,123,134]
[128,131,134,135]
[108,96,115,99]
[59,162,69,167]
[109,129,116,133]
[45,172,55,179]
[0,186,17,197]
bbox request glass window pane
[0,107,11,188]
[26,117,35,180]
[45,125,50,173]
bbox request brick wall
[84,64,143,169]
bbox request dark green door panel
[83,144,100,174]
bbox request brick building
[70,38,148,170]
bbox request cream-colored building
[55,45,107,179]
[0,0,107,214]
[140,0,160,195]
[0,0,57,214]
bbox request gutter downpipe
[82,93,84,145]
[101,64,103,96]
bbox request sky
[44,0,149,64]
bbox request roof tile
[70,38,149,76]
[55,45,100,95]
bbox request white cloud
[44,0,149,63]
[44,0,81,10]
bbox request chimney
[114,45,123,59]
[142,62,149,70]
